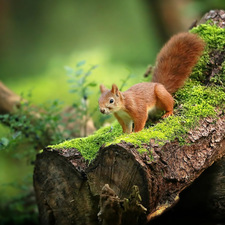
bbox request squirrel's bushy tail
[152,32,205,94]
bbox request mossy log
[33,10,225,225]
[34,113,225,225]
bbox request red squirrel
[98,32,205,133]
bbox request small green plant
[0,61,101,153]
[66,60,98,95]
[0,96,66,155]
[0,60,105,225]
[65,60,99,136]
[119,69,136,91]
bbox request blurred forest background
[0,0,225,224]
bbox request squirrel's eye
[109,99,114,104]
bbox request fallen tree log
[33,9,225,225]
[33,114,225,225]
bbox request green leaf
[78,77,85,85]
[75,69,83,76]
[85,71,92,76]
[1,137,9,146]
[12,131,21,140]
[69,89,77,93]
[76,60,86,67]
[52,116,59,122]
[87,81,97,87]
[129,74,136,78]
[72,103,79,108]
[67,79,75,83]
[21,115,27,121]
[91,64,99,69]
[3,114,9,120]
[65,66,74,74]
[70,84,79,89]
[52,100,59,106]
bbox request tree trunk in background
[144,0,201,42]
[33,9,225,225]
[0,81,21,114]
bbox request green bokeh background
[0,0,225,223]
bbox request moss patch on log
[49,24,225,161]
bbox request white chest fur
[147,105,157,115]
[116,110,132,120]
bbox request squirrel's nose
[100,109,105,114]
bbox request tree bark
[33,10,225,225]
[33,113,225,225]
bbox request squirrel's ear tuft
[100,84,108,93]
[111,84,120,96]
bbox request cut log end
[33,112,225,224]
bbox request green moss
[50,121,123,160]
[191,23,225,50]
[190,23,225,84]
[49,23,225,160]
[111,80,225,148]
[213,60,225,85]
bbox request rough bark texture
[33,10,225,225]
[33,113,225,225]
[34,149,98,225]
[197,9,225,28]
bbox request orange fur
[152,32,205,94]
[98,32,205,133]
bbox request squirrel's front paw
[162,112,173,118]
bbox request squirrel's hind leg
[154,84,174,118]
[133,112,148,132]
